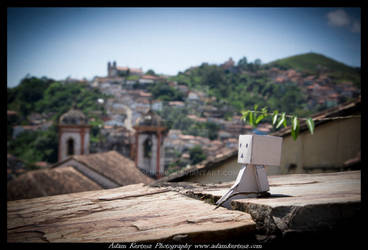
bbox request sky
[7,7,361,87]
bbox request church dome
[137,109,164,127]
[59,108,88,125]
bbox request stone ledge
[7,183,256,243]
[7,171,361,244]
[173,171,361,240]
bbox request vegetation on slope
[7,76,108,164]
[269,52,360,87]
[170,59,310,118]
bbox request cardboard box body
[238,135,282,166]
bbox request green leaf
[276,112,286,129]
[283,116,287,128]
[249,111,254,127]
[241,110,249,123]
[291,126,297,140]
[291,118,300,141]
[306,117,315,135]
[261,107,268,116]
[272,111,279,126]
[255,114,264,125]
[252,105,258,125]
[292,116,298,131]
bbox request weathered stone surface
[180,171,361,235]
[7,171,361,244]
[7,183,256,243]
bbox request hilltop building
[107,61,143,77]
[58,108,91,162]
[222,57,235,70]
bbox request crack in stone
[175,188,296,237]
[9,230,49,243]
[270,181,319,187]
[97,189,171,201]
[8,206,111,231]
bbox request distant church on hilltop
[107,61,143,77]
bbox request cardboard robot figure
[215,134,282,208]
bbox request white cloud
[351,20,361,33]
[327,9,351,27]
[327,9,360,33]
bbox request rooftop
[135,109,165,127]
[59,108,88,126]
[8,151,154,201]
[116,67,143,74]
[141,75,161,80]
[7,166,102,201]
[7,110,17,116]
[53,151,154,187]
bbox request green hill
[269,53,360,87]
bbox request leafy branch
[241,105,314,141]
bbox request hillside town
[7,58,361,183]
[6,7,362,246]
[86,59,360,170]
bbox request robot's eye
[246,144,248,148]
[240,143,242,148]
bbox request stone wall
[280,117,360,174]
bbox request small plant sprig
[241,105,315,141]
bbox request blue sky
[7,7,361,87]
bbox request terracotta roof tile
[72,151,153,186]
[141,75,160,80]
[7,166,102,201]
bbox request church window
[67,138,74,156]
[143,138,152,158]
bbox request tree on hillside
[189,145,206,165]
[254,58,262,70]
[146,69,156,76]
[237,57,248,69]
[7,77,54,118]
[8,125,58,164]
[148,82,184,101]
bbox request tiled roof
[57,151,154,187]
[7,166,102,201]
[168,101,185,106]
[135,109,165,127]
[116,67,143,73]
[7,154,26,181]
[7,110,17,116]
[59,108,88,125]
[141,75,160,80]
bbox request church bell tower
[58,108,91,162]
[133,109,167,179]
